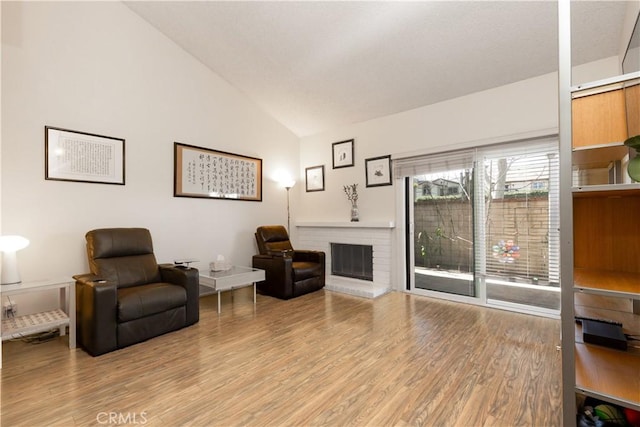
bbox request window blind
[394,149,475,178]
[477,137,560,284]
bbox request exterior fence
[414,196,549,281]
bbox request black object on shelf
[575,316,622,327]
[582,319,628,350]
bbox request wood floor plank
[1,289,562,426]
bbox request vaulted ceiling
[125,1,634,137]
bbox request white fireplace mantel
[295,221,395,229]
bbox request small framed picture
[332,139,354,169]
[365,155,392,187]
[305,165,325,192]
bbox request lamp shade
[278,176,295,189]
[282,179,296,189]
[0,235,30,252]
[0,235,30,285]
[275,170,295,190]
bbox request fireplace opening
[331,243,373,281]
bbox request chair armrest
[158,263,199,285]
[158,264,199,325]
[252,254,295,299]
[293,250,325,264]
[73,274,118,356]
[266,249,294,258]
[73,273,105,283]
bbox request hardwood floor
[1,289,562,426]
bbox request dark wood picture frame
[174,142,262,201]
[305,165,325,192]
[45,126,125,185]
[365,155,392,187]
[332,139,354,169]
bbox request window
[477,138,560,312]
[397,137,560,314]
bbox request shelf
[571,72,640,94]
[1,309,69,340]
[575,342,640,411]
[572,184,640,196]
[572,142,629,172]
[574,268,640,299]
[571,142,630,187]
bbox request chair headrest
[86,228,155,259]
[256,225,290,243]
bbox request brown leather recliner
[73,228,199,356]
[252,225,325,300]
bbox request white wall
[297,56,621,224]
[1,2,299,311]
[297,55,620,291]
[619,1,640,66]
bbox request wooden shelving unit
[569,79,640,412]
[570,190,640,411]
[561,62,640,424]
[558,3,640,423]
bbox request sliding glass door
[403,151,477,298]
[400,138,560,315]
[478,142,560,313]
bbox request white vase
[350,204,359,222]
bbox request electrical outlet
[2,302,17,319]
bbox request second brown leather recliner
[252,225,325,300]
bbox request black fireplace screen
[330,243,373,281]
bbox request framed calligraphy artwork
[45,126,125,185]
[174,142,262,201]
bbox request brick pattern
[414,197,550,279]
[297,226,393,296]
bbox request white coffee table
[199,266,265,313]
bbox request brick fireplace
[296,221,395,298]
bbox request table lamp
[0,235,30,285]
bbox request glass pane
[413,167,475,297]
[483,153,560,310]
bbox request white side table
[1,278,76,359]
[199,266,265,313]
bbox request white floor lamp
[280,177,296,233]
